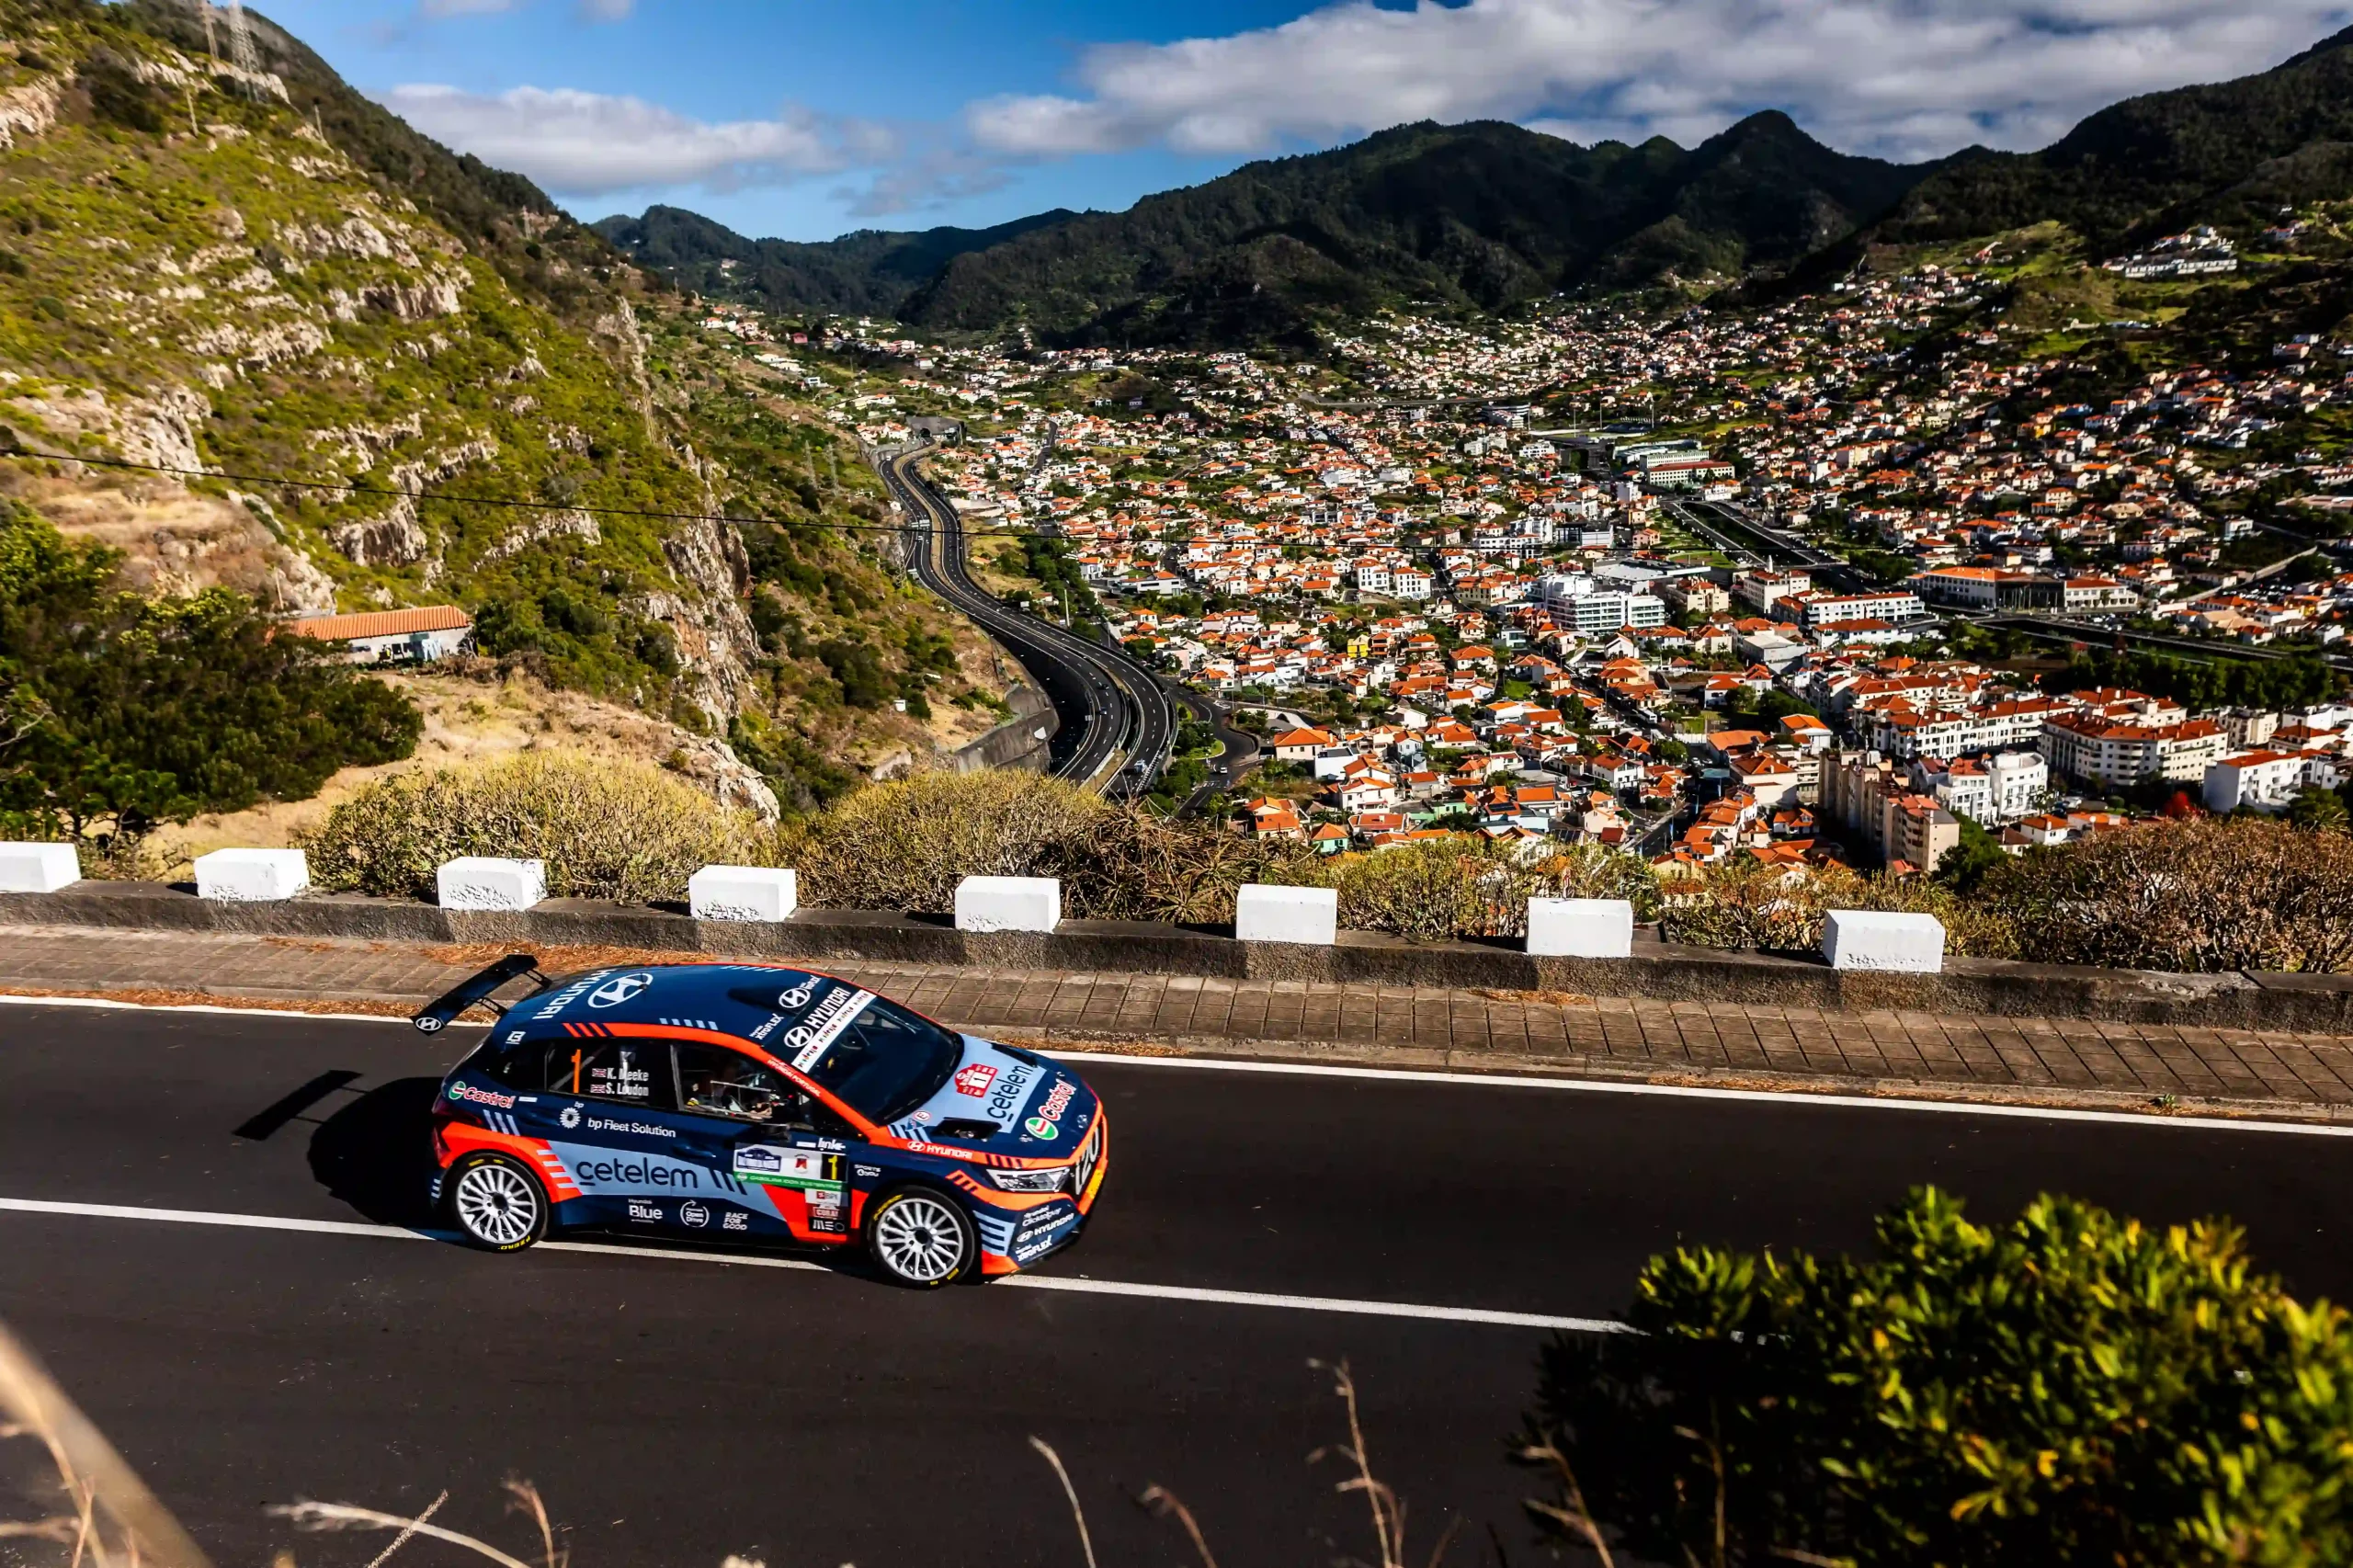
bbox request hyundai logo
[588,972,654,1008]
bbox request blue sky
[252,0,2353,244]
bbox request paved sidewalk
[5,925,2353,1119]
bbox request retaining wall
[4,880,2347,1032]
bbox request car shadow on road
[308,1076,442,1230]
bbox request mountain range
[599,20,2353,346]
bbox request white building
[1799,589,1926,629]
[285,606,473,665]
[2202,749,2316,812]
[1915,751,2047,824]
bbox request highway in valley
[4,1002,2350,1568]
[881,445,1177,794]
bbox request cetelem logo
[589,972,654,1009]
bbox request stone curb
[4,880,2349,1031]
[5,973,2348,1131]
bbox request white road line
[0,993,481,1028]
[0,1197,1617,1334]
[1040,1049,2353,1138]
[1,988,2342,1136]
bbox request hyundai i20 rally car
[415,956,1107,1288]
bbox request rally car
[415,955,1108,1288]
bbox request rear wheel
[866,1188,977,1288]
[447,1154,549,1253]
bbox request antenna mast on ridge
[223,0,264,98]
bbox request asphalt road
[3,1003,2350,1568]
[881,447,1177,792]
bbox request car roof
[516,962,837,1038]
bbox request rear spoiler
[412,953,546,1034]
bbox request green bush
[1525,1187,2353,1567]
[0,504,420,846]
[300,752,752,903]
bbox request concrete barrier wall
[0,879,2344,1031]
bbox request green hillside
[0,0,983,801]
[1877,23,2353,252]
[609,114,1931,346]
[592,204,1080,320]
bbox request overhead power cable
[0,447,1440,555]
[0,446,1070,541]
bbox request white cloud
[967,0,2353,164]
[380,85,895,197]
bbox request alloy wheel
[454,1161,540,1249]
[871,1192,968,1284]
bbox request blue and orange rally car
[415,955,1107,1288]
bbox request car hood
[882,1035,1097,1155]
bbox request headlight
[988,1165,1071,1193]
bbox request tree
[1524,1187,2353,1568]
[1933,812,2009,892]
[2288,786,2350,835]
[0,505,421,845]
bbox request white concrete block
[954,874,1061,933]
[1527,897,1633,958]
[194,848,309,903]
[1824,909,1945,973]
[0,842,81,893]
[1235,882,1338,946]
[690,865,799,923]
[437,856,546,912]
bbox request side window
[545,1040,673,1110]
[674,1043,793,1123]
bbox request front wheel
[866,1188,977,1288]
[447,1154,549,1253]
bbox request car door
[672,1040,858,1242]
[534,1037,712,1229]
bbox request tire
[865,1187,978,1288]
[445,1153,550,1253]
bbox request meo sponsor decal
[782,986,875,1072]
[447,1082,517,1110]
[952,1063,998,1097]
[734,1145,845,1191]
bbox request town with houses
[688,244,2353,880]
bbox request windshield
[791,996,961,1125]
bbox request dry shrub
[784,769,1117,915]
[300,752,754,903]
[1986,816,2353,973]
[1658,858,2018,960]
[1263,838,1661,944]
[787,768,1319,922]
[1063,807,1313,926]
